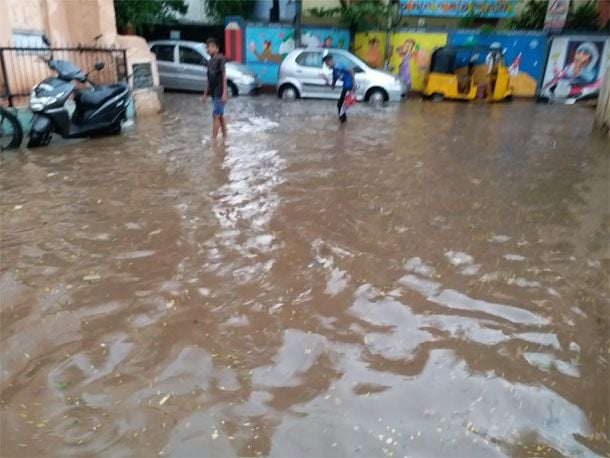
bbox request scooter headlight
[30,95,57,112]
[29,89,64,112]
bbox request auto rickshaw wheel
[503,95,513,103]
[431,93,444,102]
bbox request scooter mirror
[95,62,105,71]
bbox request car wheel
[280,84,298,101]
[367,88,387,106]
[227,81,238,97]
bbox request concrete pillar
[595,64,610,136]
[0,0,11,46]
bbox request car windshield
[331,53,365,72]
[193,44,211,60]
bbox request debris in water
[159,394,171,406]
[83,273,102,283]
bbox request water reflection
[1,95,608,457]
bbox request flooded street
[1,94,608,457]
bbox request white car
[149,40,261,96]
[277,48,406,104]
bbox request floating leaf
[55,381,69,391]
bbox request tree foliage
[309,0,393,31]
[114,0,188,34]
[508,0,547,30]
[205,0,255,24]
[508,0,602,31]
[565,0,602,31]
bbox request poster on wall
[450,31,546,97]
[544,0,570,30]
[540,35,610,104]
[354,32,387,69]
[389,31,448,91]
[399,0,516,18]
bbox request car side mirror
[95,62,105,71]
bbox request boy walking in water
[322,54,355,123]
[202,38,228,143]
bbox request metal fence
[0,46,127,107]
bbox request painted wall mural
[300,27,350,50]
[450,31,547,97]
[245,24,350,84]
[399,0,516,18]
[246,25,296,64]
[540,35,610,103]
[354,31,387,69]
[389,31,448,91]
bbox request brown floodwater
[1,94,608,457]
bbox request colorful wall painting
[245,24,350,84]
[540,35,610,103]
[353,31,387,69]
[246,24,296,64]
[300,27,350,50]
[450,31,547,97]
[399,0,516,18]
[389,31,448,91]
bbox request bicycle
[0,105,23,151]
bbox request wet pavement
[1,94,608,457]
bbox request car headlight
[241,74,255,84]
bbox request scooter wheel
[108,122,122,135]
[27,128,52,148]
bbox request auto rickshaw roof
[429,45,500,74]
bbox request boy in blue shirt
[323,54,355,123]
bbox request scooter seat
[76,83,128,109]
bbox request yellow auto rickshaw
[423,45,513,102]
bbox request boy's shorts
[212,97,224,116]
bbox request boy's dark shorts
[213,97,224,116]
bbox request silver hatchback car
[277,48,406,104]
[149,40,261,96]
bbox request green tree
[509,0,602,31]
[114,0,188,34]
[565,0,602,31]
[309,0,393,33]
[205,0,255,24]
[508,0,548,30]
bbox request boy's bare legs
[220,115,227,138]
[212,116,221,143]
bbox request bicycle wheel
[0,107,24,150]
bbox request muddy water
[1,94,608,457]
